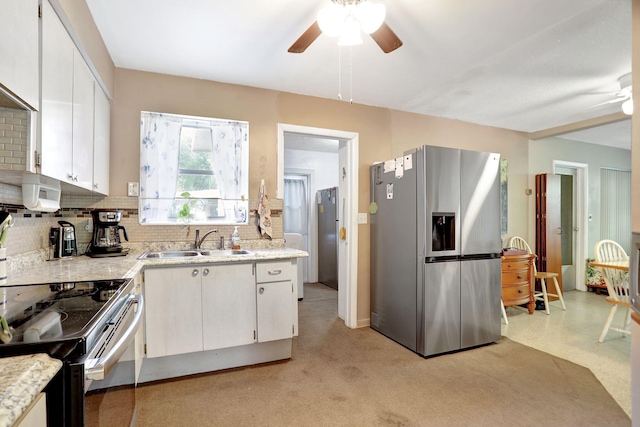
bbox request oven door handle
[85,293,144,381]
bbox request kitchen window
[139,111,249,225]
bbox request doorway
[277,124,359,328]
[553,161,588,292]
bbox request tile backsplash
[0,107,29,172]
[0,182,283,258]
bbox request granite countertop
[6,247,307,286]
[0,354,62,427]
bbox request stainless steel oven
[0,278,143,426]
[631,232,640,316]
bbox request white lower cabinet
[144,261,297,361]
[202,263,256,350]
[144,266,203,358]
[256,260,298,341]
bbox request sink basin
[138,249,252,259]
[199,249,251,256]
[138,250,200,259]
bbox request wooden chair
[594,240,630,342]
[507,236,566,315]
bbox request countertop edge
[0,354,62,427]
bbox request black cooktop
[0,279,131,358]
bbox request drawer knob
[259,287,265,294]
[517,275,523,279]
[518,289,523,293]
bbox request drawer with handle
[502,284,532,303]
[256,260,296,283]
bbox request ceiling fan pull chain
[349,46,353,104]
[337,46,342,100]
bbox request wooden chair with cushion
[594,239,630,343]
[507,236,566,315]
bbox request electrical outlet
[358,213,367,224]
[127,182,139,197]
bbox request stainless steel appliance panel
[460,258,502,348]
[370,160,418,351]
[317,187,338,289]
[425,146,460,258]
[460,150,502,255]
[421,260,461,356]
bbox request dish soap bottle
[231,226,241,249]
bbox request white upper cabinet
[93,83,110,195]
[71,49,94,190]
[39,1,109,193]
[40,0,74,183]
[0,0,39,110]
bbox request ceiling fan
[591,73,633,115]
[288,0,403,54]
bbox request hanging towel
[256,179,273,239]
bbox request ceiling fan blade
[288,21,322,53]
[370,22,403,53]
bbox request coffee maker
[50,220,77,259]
[86,209,129,257]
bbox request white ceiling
[85,0,632,149]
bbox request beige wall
[110,68,529,324]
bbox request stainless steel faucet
[194,229,218,249]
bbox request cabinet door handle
[203,268,210,276]
[268,270,282,275]
[259,287,265,294]
[192,269,199,277]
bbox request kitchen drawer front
[256,260,296,283]
[502,260,531,271]
[501,271,529,284]
[502,284,531,300]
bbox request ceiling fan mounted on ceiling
[288,0,403,54]
[591,73,633,115]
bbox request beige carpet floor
[134,283,630,426]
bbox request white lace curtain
[139,111,248,224]
[284,177,308,234]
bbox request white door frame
[553,160,589,292]
[277,123,359,328]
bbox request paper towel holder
[22,173,61,212]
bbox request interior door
[535,174,563,296]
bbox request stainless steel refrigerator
[370,145,502,357]
[317,187,338,289]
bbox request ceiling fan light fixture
[317,2,345,37]
[338,17,363,46]
[622,98,633,115]
[356,1,386,34]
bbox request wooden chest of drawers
[501,253,535,314]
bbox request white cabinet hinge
[253,330,256,340]
[35,150,41,167]
[38,4,41,18]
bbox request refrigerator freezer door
[460,150,502,255]
[370,160,419,352]
[460,258,502,348]
[420,260,461,356]
[424,146,461,258]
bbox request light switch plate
[358,213,367,224]
[127,182,139,197]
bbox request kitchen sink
[199,249,251,256]
[139,249,252,259]
[138,250,200,259]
